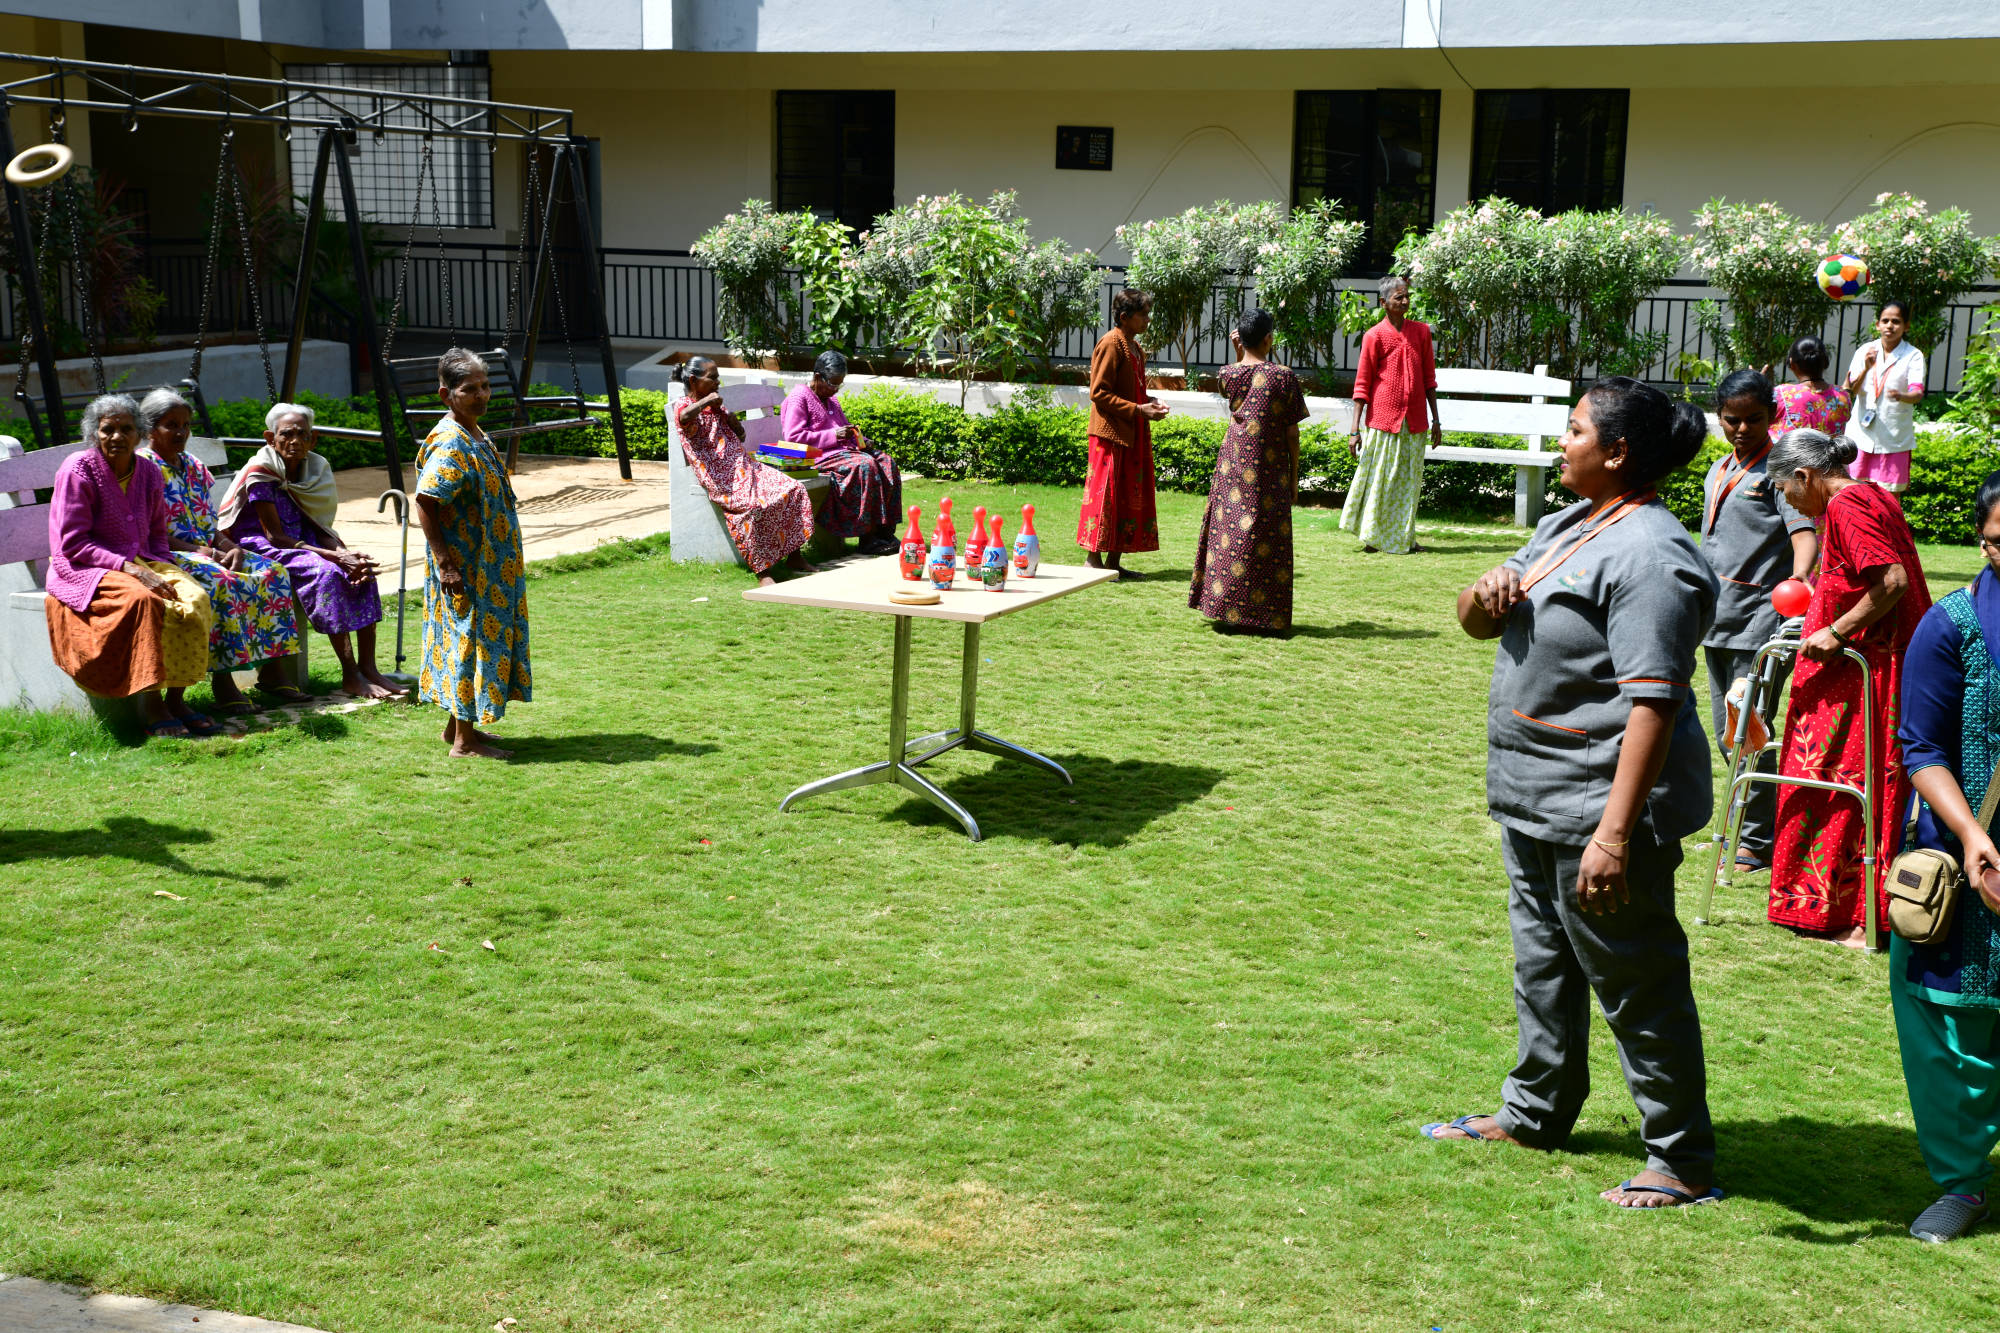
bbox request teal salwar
[1892,948,2000,1194]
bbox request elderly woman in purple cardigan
[779,350,902,555]
[43,392,216,737]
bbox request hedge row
[44,380,1992,544]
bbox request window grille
[284,62,495,228]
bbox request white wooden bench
[665,381,835,566]
[1419,365,1571,527]
[0,435,299,714]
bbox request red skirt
[1075,425,1159,554]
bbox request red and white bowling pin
[899,504,925,581]
[964,504,989,570]
[982,515,1009,590]
[1012,502,1041,577]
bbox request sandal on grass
[144,717,190,739]
[214,699,258,717]
[1419,1114,1501,1142]
[257,684,312,704]
[1911,1193,1988,1242]
[1609,1179,1724,1208]
[1734,853,1769,873]
[179,712,221,736]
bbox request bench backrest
[1432,362,1571,444]
[0,436,81,570]
[721,382,788,450]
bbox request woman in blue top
[1425,377,1723,1210]
[1891,467,2000,1241]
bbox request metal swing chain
[379,140,435,365]
[501,143,542,358]
[12,175,45,410]
[543,149,585,402]
[425,136,455,346]
[188,128,235,389]
[223,136,277,401]
[48,113,104,393]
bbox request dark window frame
[1469,88,1629,214]
[773,90,895,234]
[1290,89,1441,277]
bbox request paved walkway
[0,1276,329,1332]
[329,454,674,598]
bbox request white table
[743,556,1117,840]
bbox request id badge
[1858,403,1877,429]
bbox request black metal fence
[17,239,2000,398]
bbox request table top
[742,556,1116,623]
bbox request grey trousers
[1492,827,1716,1188]
[1705,643,1791,859]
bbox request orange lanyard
[1519,491,1655,593]
[1869,342,1904,401]
[1704,443,1770,534]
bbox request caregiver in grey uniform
[1424,376,1724,1210]
[1702,368,1818,871]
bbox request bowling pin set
[898,498,1041,592]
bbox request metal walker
[1697,620,1883,952]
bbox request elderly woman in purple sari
[780,350,902,555]
[219,403,405,700]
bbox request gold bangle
[1591,837,1629,854]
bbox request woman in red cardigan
[1341,276,1443,554]
[1077,288,1171,578]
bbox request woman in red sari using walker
[1768,426,1931,946]
[1078,288,1170,579]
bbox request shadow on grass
[1289,620,1439,640]
[1567,1116,1934,1239]
[504,733,720,765]
[881,753,1224,846]
[0,815,286,886]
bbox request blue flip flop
[1419,1114,1500,1141]
[1610,1179,1725,1208]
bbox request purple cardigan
[780,385,858,452]
[45,447,172,612]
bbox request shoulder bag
[1886,758,2000,945]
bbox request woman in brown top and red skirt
[1077,288,1170,579]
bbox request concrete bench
[1418,365,1570,528]
[0,435,302,716]
[665,380,836,566]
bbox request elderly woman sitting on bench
[673,356,817,586]
[44,392,216,738]
[219,402,405,699]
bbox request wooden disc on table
[889,587,941,605]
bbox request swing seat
[386,348,610,462]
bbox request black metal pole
[563,136,629,480]
[0,93,69,444]
[331,128,405,493]
[280,128,334,401]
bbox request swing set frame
[0,51,631,492]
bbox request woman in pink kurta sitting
[673,356,817,586]
[780,350,903,555]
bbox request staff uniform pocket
[1492,705,1592,821]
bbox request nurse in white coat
[1843,298,1927,494]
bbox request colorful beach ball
[1816,253,1870,301]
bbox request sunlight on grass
[2,483,1995,1331]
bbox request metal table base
[778,615,1071,840]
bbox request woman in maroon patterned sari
[1077,288,1169,579]
[1768,427,1930,945]
[673,357,816,586]
[1190,307,1308,634]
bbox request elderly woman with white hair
[219,402,404,699]
[139,386,306,714]
[43,392,215,737]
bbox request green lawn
[3,485,1997,1332]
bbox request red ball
[1771,578,1813,618]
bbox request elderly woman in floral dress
[139,387,306,718]
[44,393,215,737]
[780,349,902,555]
[673,356,816,586]
[413,348,532,761]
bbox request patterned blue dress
[152,450,301,672]
[416,417,531,722]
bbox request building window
[285,62,495,228]
[1471,90,1628,214]
[1292,90,1439,275]
[775,91,894,233]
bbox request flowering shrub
[691,199,810,356]
[1120,201,1283,371]
[1013,239,1102,377]
[1832,192,1991,354]
[1253,198,1368,387]
[1395,198,1679,377]
[1687,199,1831,373]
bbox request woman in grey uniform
[1702,369,1818,871]
[1423,376,1724,1209]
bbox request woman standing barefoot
[1078,288,1168,579]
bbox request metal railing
[10,239,1999,397]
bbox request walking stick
[376,488,411,674]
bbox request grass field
[3,484,1998,1332]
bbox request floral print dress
[152,449,301,671]
[416,417,532,724]
[1773,381,1853,439]
[1189,361,1308,632]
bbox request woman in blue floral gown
[139,387,305,721]
[413,349,532,760]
